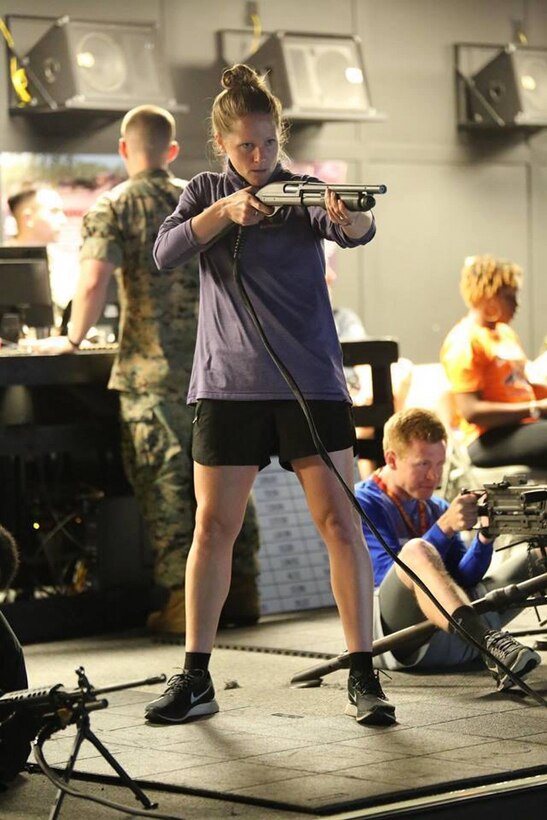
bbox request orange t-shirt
[440,317,538,444]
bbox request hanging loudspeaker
[23,17,177,112]
[244,31,383,122]
[469,45,547,127]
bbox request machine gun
[255,181,387,212]
[290,476,547,694]
[474,476,547,543]
[290,571,547,693]
[0,666,165,724]
[0,667,167,819]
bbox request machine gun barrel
[0,673,166,715]
[290,572,547,687]
[255,181,387,212]
[93,674,167,697]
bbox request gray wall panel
[0,0,545,362]
[353,161,529,362]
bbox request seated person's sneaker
[145,669,219,723]
[483,630,541,691]
[345,670,396,726]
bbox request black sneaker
[483,630,541,691]
[145,669,219,723]
[345,670,396,726]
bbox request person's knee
[529,544,547,574]
[319,508,362,549]
[194,505,244,550]
[399,538,441,571]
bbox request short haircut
[0,524,20,591]
[7,187,38,219]
[383,408,447,456]
[460,254,523,308]
[120,105,176,156]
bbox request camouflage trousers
[119,394,260,590]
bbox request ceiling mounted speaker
[244,31,384,122]
[469,45,547,127]
[22,16,178,112]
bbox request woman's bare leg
[293,448,373,651]
[185,463,258,653]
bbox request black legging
[468,420,547,469]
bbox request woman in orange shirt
[440,255,547,469]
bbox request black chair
[341,338,399,465]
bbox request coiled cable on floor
[33,719,186,820]
[232,225,546,706]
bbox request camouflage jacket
[80,169,199,400]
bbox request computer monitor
[0,246,54,336]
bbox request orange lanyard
[372,471,430,537]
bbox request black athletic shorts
[191,399,356,471]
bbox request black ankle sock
[349,651,374,677]
[448,605,488,644]
[184,652,211,673]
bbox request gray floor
[2,606,547,820]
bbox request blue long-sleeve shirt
[355,477,494,589]
[153,162,375,404]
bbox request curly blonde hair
[210,63,289,156]
[459,254,523,308]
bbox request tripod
[35,699,158,820]
[499,537,547,649]
[0,668,168,820]
[290,571,547,688]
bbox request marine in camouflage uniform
[79,168,260,632]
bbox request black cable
[495,538,529,552]
[0,16,61,110]
[232,225,546,706]
[0,710,17,731]
[30,455,94,594]
[33,719,186,820]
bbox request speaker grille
[70,22,169,102]
[75,31,128,94]
[244,31,380,121]
[470,46,547,127]
[23,18,177,111]
[513,50,547,120]
[284,36,369,112]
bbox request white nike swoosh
[190,685,212,705]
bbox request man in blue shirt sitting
[355,407,541,690]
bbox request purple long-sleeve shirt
[153,162,375,403]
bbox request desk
[0,348,116,387]
[0,348,119,447]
